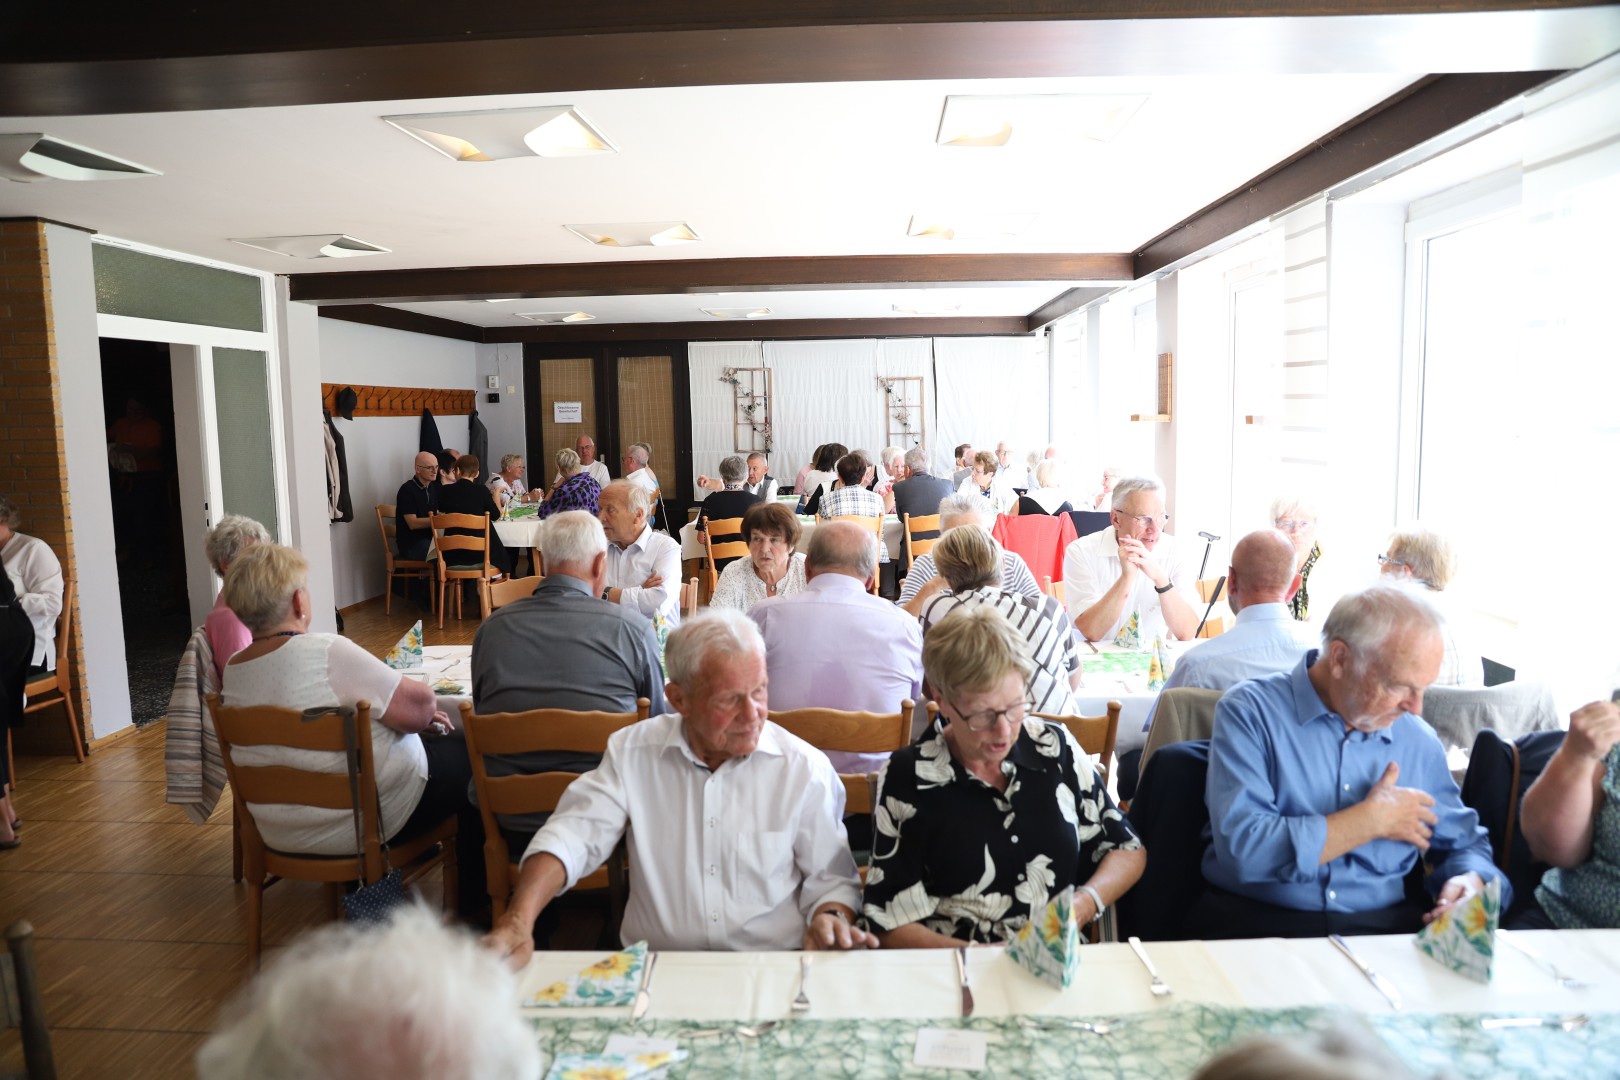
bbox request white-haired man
[621,442,658,496]
[484,610,877,961]
[1063,474,1198,643]
[471,511,668,846]
[598,480,682,626]
[898,492,1041,617]
[1193,585,1507,939]
[750,520,923,774]
[199,907,540,1080]
[552,434,611,492]
[699,451,779,502]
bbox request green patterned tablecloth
[528,1005,1619,1078]
[1081,650,1154,677]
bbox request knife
[1328,934,1401,1011]
[629,950,657,1021]
[955,946,974,1018]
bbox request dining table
[513,930,1620,1078]
[1074,641,1182,758]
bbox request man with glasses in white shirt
[1062,475,1199,643]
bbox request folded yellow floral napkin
[1113,611,1142,650]
[1413,878,1499,983]
[542,1049,685,1080]
[383,621,424,670]
[1006,886,1082,988]
[525,941,649,1008]
[432,676,465,695]
[1147,635,1168,691]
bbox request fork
[792,954,811,1014]
[687,1021,779,1039]
[1496,930,1590,990]
[1016,1015,1115,1036]
[1127,936,1172,997]
[1480,1014,1591,1032]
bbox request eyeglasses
[1115,512,1169,530]
[1376,554,1408,569]
[949,695,1030,733]
[1274,518,1314,533]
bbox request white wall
[46,223,134,740]
[317,319,478,608]
[476,343,528,473]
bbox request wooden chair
[1034,699,1121,792]
[831,514,884,594]
[21,576,83,764]
[1041,574,1065,604]
[769,701,914,875]
[375,504,434,616]
[489,575,541,610]
[208,696,459,971]
[902,513,941,564]
[2,919,56,1080]
[430,512,499,629]
[1195,577,1229,638]
[679,576,699,617]
[699,516,747,594]
[459,699,648,922]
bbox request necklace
[251,630,303,642]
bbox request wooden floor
[0,593,544,1078]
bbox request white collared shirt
[1062,525,1195,642]
[553,460,611,489]
[524,713,861,951]
[625,466,659,495]
[606,525,682,624]
[746,476,779,502]
[1,532,63,668]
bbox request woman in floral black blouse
[861,605,1144,946]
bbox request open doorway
[101,337,192,726]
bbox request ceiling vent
[0,133,162,182]
[514,311,596,323]
[566,222,701,248]
[384,107,616,161]
[228,234,391,259]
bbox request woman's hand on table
[804,908,879,951]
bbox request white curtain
[764,339,884,484]
[933,336,1049,472]
[688,341,765,486]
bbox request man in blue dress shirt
[1194,584,1507,938]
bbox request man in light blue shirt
[1157,529,1312,703]
[1194,584,1506,938]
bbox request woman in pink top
[204,515,270,683]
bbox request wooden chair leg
[5,729,13,792]
[59,690,84,764]
[246,879,264,973]
[437,577,448,630]
[324,882,345,921]
[384,570,393,615]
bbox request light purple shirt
[750,574,923,775]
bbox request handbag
[325,706,409,924]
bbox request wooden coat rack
[321,383,476,418]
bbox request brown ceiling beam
[317,303,484,342]
[483,317,1032,343]
[288,254,1131,305]
[1133,70,1559,278]
[1025,287,1117,331]
[6,7,1616,115]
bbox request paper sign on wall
[553,401,583,423]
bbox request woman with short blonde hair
[539,446,600,519]
[202,514,270,680]
[1377,527,1481,686]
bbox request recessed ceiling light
[936,94,1148,147]
[906,213,1037,240]
[383,106,616,161]
[228,234,391,259]
[892,302,963,316]
[514,311,596,323]
[702,307,771,319]
[0,133,162,182]
[566,222,701,248]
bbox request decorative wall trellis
[720,366,773,453]
[878,376,925,448]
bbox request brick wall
[1,218,90,752]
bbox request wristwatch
[1077,884,1106,924]
[1153,581,1174,594]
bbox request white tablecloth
[679,516,903,561]
[400,644,472,711]
[493,517,541,553]
[1074,640,1189,756]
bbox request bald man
[394,451,442,562]
[1159,528,1313,693]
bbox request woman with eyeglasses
[1269,496,1322,622]
[860,604,1144,947]
[1378,527,1484,686]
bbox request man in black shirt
[438,454,515,575]
[395,452,440,561]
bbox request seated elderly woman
[538,447,601,519]
[917,525,1081,717]
[1271,495,1324,622]
[861,604,1144,946]
[219,544,483,914]
[1513,698,1620,929]
[956,450,1014,515]
[487,453,538,511]
[203,515,270,683]
[1020,458,1075,515]
[709,501,808,612]
[1377,527,1483,686]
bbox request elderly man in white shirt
[551,434,611,492]
[598,480,682,626]
[621,442,659,495]
[484,610,877,962]
[1063,475,1199,643]
[900,492,1041,616]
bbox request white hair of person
[747,451,767,464]
[881,446,905,470]
[196,904,540,1080]
[1386,526,1457,591]
[903,446,929,473]
[540,510,608,568]
[718,454,747,484]
[1190,1023,1413,1080]
[664,608,766,688]
[222,544,307,635]
[1109,474,1164,511]
[0,494,20,530]
[555,447,581,477]
[1319,583,1445,665]
[1034,458,1063,490]
[499,453,524,473]
[626,443,651,467]
[205,514,271,577]
[805,519,878,581]
[937,492,990,529]
[1269,493,1318,524]
[604,478,651,518]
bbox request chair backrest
[51,576,74,675]
[903,513,940,562]
[679,576,699,617]
[430,512,492,576]
[1197,577,1226,603]
[1141,687,1223,774]
[1459,728,1566,922]
[1015,495,1049,516]
[768,702,913,755]
[207,696,386,880]
[1034,701,1120,790]
[460,700,648,824]
[376,503,398,557]
[701,518,750,591]
[1420,681,1560,754]
[1068,510,1112,537]
[1117,740,1211,941]
[488,575,540,609]
[2,919,55,1080]
[1040,575,1065,604]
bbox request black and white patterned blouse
[861,718,1141,943]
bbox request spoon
[1480,1014,1590,1032]
[1016,1015,1114,1036]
